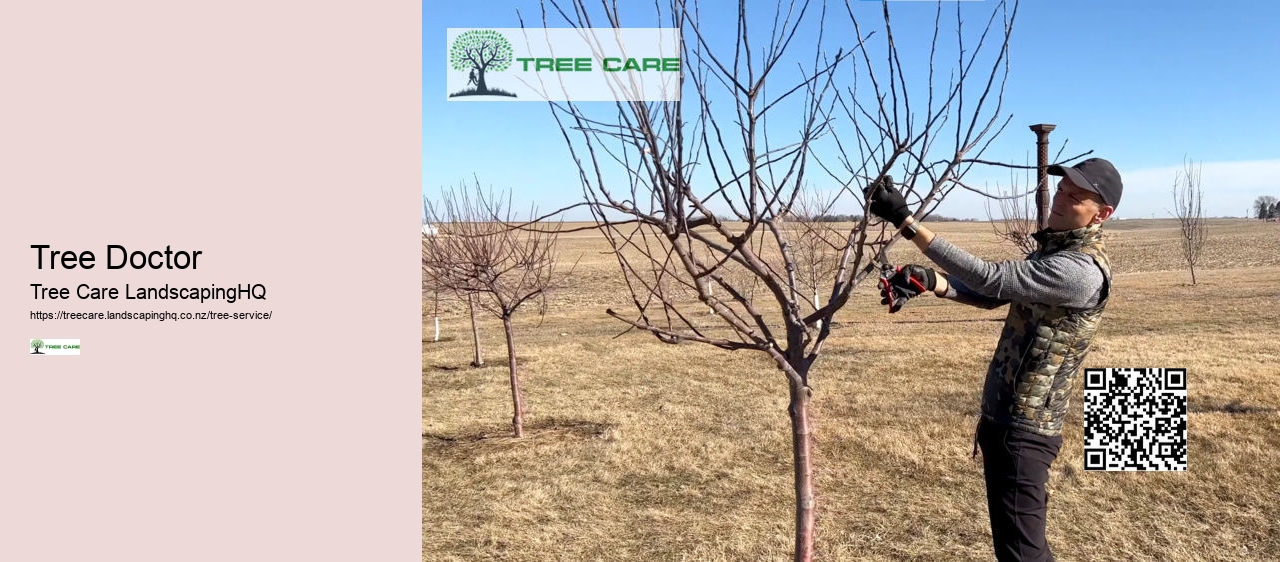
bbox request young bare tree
[784,187,843,330]
[422,182,563,438]
[423,281,443,343]
[423,198,444,344]
[986,144,1087,255]
[1172,158,1207,284]
[538,0,1027,559]
[984,176,1038,256]
[983,154,1044,254]
[424,195,481,359]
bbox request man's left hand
[863,175,912,227]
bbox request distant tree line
[921,215,980,222]
[811,214,863,223]
[801,214,978,223]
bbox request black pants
[977,419,1063,562]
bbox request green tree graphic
[30,339,45,354]
[449,30,516,97]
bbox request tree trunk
[477,68,488,92]
[468,294,484,367]
[433,316,440,342]
[1190,264,1197,286]
[502,315,525,438]
[813,289,822,331]
[787,374,816,562]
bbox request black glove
[879,265,936,313]
[863,175,912,227]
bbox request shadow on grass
[1189,400,1278,415]
[424,418,616,458]
[430,356,534,370]
[422,336,458,344]
[839,317,1005,325]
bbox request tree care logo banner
[446,28,681,102]
[29,339,81,355]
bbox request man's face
[1047,178,1113,231]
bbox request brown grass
[424,219,1280,561]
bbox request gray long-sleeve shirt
[924,237,1104,310]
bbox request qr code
[1083,368,1187,471]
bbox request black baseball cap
[1047,158,1123,208]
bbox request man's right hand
[879,264,937,312]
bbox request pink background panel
[0,2,422,560]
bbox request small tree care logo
[449,30,517,98]
[30,338,80,355]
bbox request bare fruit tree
[986,142,1088,255]
[422,181,563,438]
[541,0,1025,558]
[784,187,843,330]
[1171,158,1207,284]
[425,194,481,359]
[984,170,1039,256]
[424,196,444,343]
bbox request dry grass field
[424,219,1280,561]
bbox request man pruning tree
[865,158,1123,562]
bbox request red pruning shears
[875,254,906,312]
[877,253,925,314]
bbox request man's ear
[1093,205,1115,224]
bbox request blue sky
[425,1,1280,220]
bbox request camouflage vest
[981,224,1111,436]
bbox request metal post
[1029,124,1056,230]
